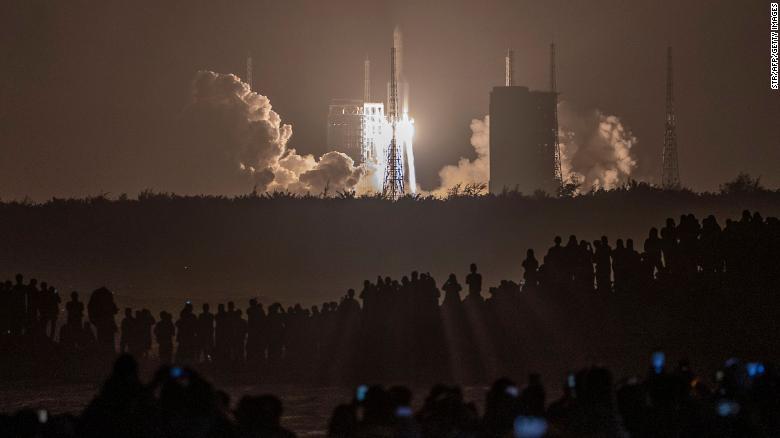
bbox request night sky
[1,0,777,200]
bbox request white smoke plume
[179,71,362,196]
[557,101,637,192]
[433,116,490,196]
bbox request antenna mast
[363,58,371,102]
[662,46,681,189]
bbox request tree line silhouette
[2,175,779,314]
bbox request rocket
[390,26,410,115]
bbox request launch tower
[383,47,405,199]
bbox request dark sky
[1,0,777,200]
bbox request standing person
[594,236,613,292]
[87,287,119,354]
[60,291,85,349]
[38,285,60,339]
[521,250,540,291]
[266,304,285,369]
[214,304,228,363]
[643,227,664,277]
[465,263,482,298]
[9,274,27,336]
[441,274,463,307]
[660,218,678,274]
[234,309,248,364]
[545,236,565,287]
[120,308,134,354]
[197,303,215,361]
[25,278,39,333]
[154,311,175,364]
[245,299,265,363]
[139,309,155,358]
[612,239,627,292]
[175,302,198,364]
[226,301,239,362]
[339,290,361,316]
[576,240,595,292]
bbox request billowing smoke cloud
[433,116,490,196]
[178,71,361,195]
[432,103,637,195]
[557,101,637,192]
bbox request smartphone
[652,351,665,374]
[170,366,185,379]
[395,406,413,418]
[716,400,740,417]
[355,384,368,403]
[37,409,48,424]
[513,416,548,438]
[746,362,765,378]
[505,385,519,398]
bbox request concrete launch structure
[489,86,559,195]
[326,99,364,163]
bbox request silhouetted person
[246,299,265,363]
[465,263,482,298]
[139,309,155,358]
[522,249,540,291]
[266,303,285,368]
[519,373,546,417]
[613,239,628,292]
[120,308,134,354]
[359,279,377,317]
[198,303,215,361]
[0,281,10,336]
[59,291,85,350]
[9,274,27,336]
[661,217,678,274]
[154,311,175,364]
[700,215,724,275]
[339,289,361,316]
[545,236,565,288]
[232,308,248,363]
[38,285,60,339]
[215,303,228,362]
[66,291,84,327]
[81,321,97,349]
[482,378,522,437]
[175,302,198,364]
[77,354,155,438]
[575,240,595,292]
[625,239,641,291]
[594,236,612,292]
[563,235,580,285]
[24,278,38,332]
[440,274,462,309]
[87,287,119,354]
[644,227,663,276]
